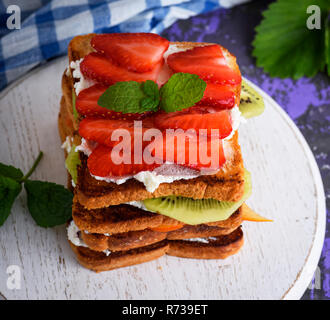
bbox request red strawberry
[198,82,236,109]
[87,144,159,178]
[79,118,154,148]
[167,45,241,85]
[80,53,163,85]
[76,84,152,119]
[91,33,169,73]
[154,106,232,139]
[148,131,226,170]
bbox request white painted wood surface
[0,57,326,300]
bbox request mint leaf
[72,89,78,120]
[252,0,329,79]
[160,73,206,112]
[0,175,22,226]
[143,80,159,100]
[0,163,23,181]
[98,81,159,114]
[65,144,81,184]
[24,180,73,227]
[142,80,160,110]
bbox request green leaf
[0,163,23,181]
[325,14,330,76]
[143,80,159,100]
[65,144,81,184]
[160,73,206,112]
[24,180,73,228]
[252,0,330,79]
[98,81,159,114]
[0,175,22,226]
[72,89,78,120]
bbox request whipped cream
[183,236,218,244]
[70,59,96,95]
[67,221,112,256]
[91,162,202,193]
[61,136,73,153]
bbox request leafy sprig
[0,152,73,227]
[97,72,207,114]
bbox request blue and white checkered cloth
[0,0,248,91]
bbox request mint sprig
[97,72,207,114]
[0,152,73,228]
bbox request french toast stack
[58,33,265,272]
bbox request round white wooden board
[0,57,326,300]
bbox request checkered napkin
[0,0,248,91]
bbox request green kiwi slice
[65,143,81,184]
[143,170,252,225]
[239,80,265,119]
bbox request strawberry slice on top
[80,53,163,86]
[147,131,226,171]
[79,118,153,148]
[76,84,153,119]
[198,82,236,109]
[154,106,233,139]
[87,144,160,178]
[91,33,169,73]
[167,45,241,85]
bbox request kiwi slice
[65,143,81,184]
[143,170,252,225]
[239,80,265,119]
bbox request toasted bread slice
[70,227,243,272]
[70,240,169,273]
[81,224,241,252]
[167,226,243,260]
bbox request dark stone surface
[162,0,329,300]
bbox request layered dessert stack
[58,33,267,272]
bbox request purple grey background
[162,0,330,300]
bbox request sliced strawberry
[148,131,226,170]
[76,84,152,119]
[154,106,232,139]
[91,33,169,73]
[167,45,241,85]
[79,118,154,148]
[80,53,163,85]
[87,144,159,178]
[198,82,236,109]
